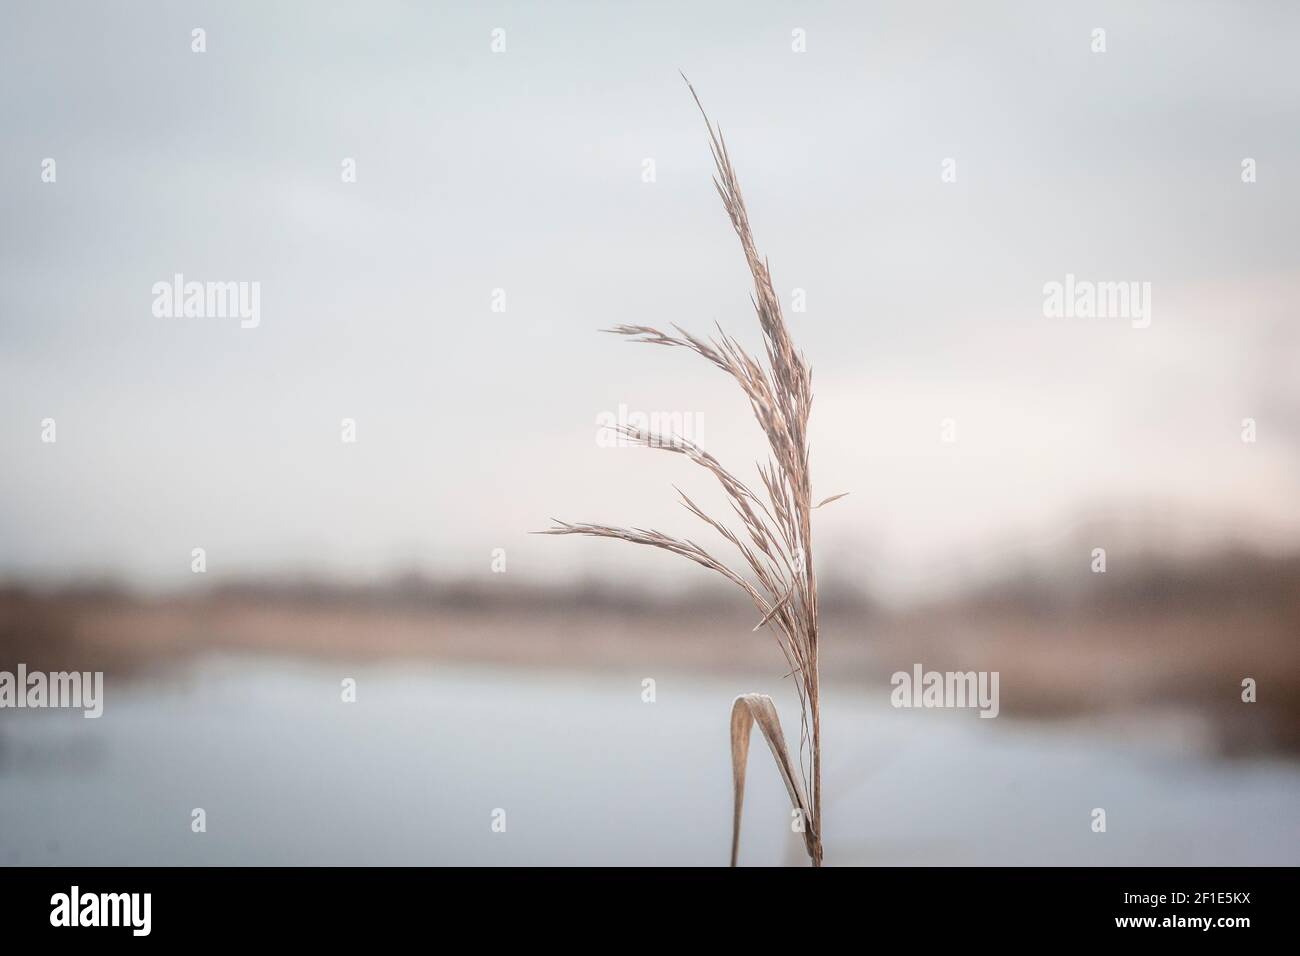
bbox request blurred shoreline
[2,547,1296,756]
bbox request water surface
[2,656,1296,865]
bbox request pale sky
[2,1,1297,599]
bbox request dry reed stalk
[542,78,843,867]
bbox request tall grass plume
[542,78,844,867]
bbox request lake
[2,655,1297,865]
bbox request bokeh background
[2,0,1297,865]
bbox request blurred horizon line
[5,539,1296,618]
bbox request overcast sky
[2,1,1297,599]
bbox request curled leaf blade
[730,693,814,866]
